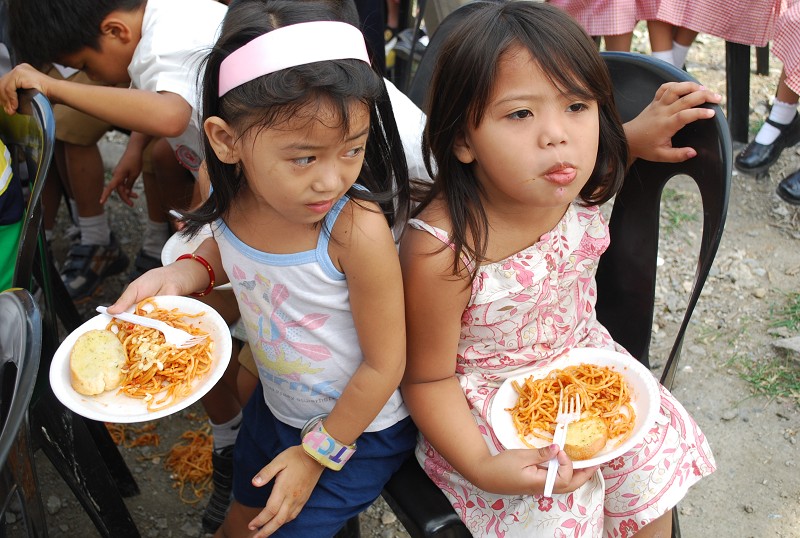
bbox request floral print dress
[408,203,716,538]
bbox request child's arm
[0,63,191,137]
[107,237,226,314]
[624,81,722,165]
[399,227,597,496]
[101,131,153,205]
[246,202,407,536]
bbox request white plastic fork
[96,306,209,349]
[543,392,581,497]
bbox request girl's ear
[452,131,475,164]
[204,117,239,164]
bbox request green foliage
[770,291,800,332]
[661,187,699,236]
[725,353,800,404]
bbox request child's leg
[603,33,632,52]
[51,74,128,301]
[671,27,697,68]
[647,20,677,65]
[630,511,672,537]
[215,501,261,538]
[64,142,109,243]
[235,343,260,406]
[753,71,799,147]
[735,69,800,175]
[229,385,416,537]
[198,289,246,534]
[602,387,714,537]
[130,138,194,280]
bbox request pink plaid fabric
[774,1,800,94]
[548,0,641,36]
[651,0,782,46]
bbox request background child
[3,0,226,278]
[109,1,420,535]
[399,3,716,537]
[642,0,781,68]
[547,0,641,51]
[735,2,800,201]
[0,135,21,292]
[42,66,128,301]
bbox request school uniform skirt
[646,0,782,47]
[774,2,800,95]
[547,0,640,36]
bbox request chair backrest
[596,52,731,388]
[405,0,492,110]
[0,90,56,290]
[0,288,41,468]
[0,90,68,391]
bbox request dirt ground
[6,31,800,538]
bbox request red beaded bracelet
[176,253,215,297]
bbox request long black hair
[415,1,628,280]
[183,0,410,237]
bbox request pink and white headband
[218,21,371,97]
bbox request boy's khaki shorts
[47,68,113,146]
[47,67,155,174]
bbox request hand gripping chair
[376,5,732,537]
[0,288,45,536]
[2,89,141,536]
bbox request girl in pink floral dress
[399,3,716,537]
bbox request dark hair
[416,1,627,279]
[227,0,361,26]
[184,0,410,237]
[8,0,144,68]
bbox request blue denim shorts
[233,383,416,537]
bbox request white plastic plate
[50,295,232,423]
[490,347,660,468]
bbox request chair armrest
[381,455,471,538]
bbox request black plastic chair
[1,89,141,537]
[379,5,732,537]
[404,1,486,112]
[595,52,732,390]
[0,288,46,536]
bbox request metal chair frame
[0,288,45,537]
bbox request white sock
[45,228,54,242]
[210,411,242,452]
[78,214,110,246]
[651,49,675,66]
[141,219,170,260]
[68,198,80,226]
[755,99,798,144]
[672,41,691,68]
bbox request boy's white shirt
[128,0,227,173]
[383,78,429,182]
[52,64,79,79]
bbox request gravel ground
[6,28,800,538]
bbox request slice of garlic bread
[564,416,608,460]
[70,329,127,396]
